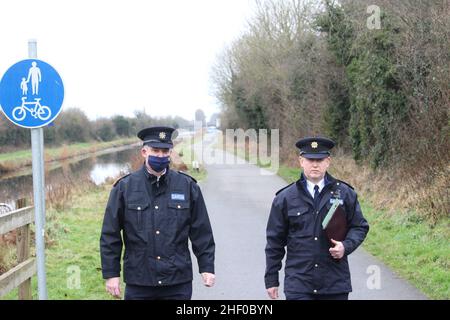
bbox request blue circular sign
[0,59,64,128]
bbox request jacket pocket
[127,203,149,232]
[168,201,191,230]
[123,248,146,282]
[168,201,190,210]
[287,206,313,237]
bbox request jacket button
[155,205,159,210]
[297,212,300,216]
[314,237,318,241]
[177,205,181,209]
[156,230,160,235]
[137,207,141,211]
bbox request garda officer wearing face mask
[100,126,215,300]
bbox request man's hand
[267,287,279,299]
[105,277,121,298]
[329,239,345,259]
[201,272,216,287]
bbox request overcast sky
[0,0,255,121]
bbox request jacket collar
[299,171,336,187]
[296,172,337,209]
[142,165,170,188]
[143,164,166,179]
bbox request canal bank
[0,137,138,175]
[0,141,140,209]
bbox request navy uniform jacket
[265,172,369,295]
[100,165,215,286]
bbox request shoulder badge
[275,182,295,196]
[178,171,197,183]
[113,173,130,187]
[336,179,354,190]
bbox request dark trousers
[286,292,349,300]
[124,281,192,300]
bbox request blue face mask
[147,155,170,172]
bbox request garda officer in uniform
[100,126,215,300]
[265,137,369,300]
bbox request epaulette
[336,179,354,190]
[178,171,197,183]
[275,182,295,196]
[113,173,130,187]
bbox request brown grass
[170,150,188,171]
[59,144,71,160]
[130,150,144,172]
[329,150,449,223]
[46,182,74,213]
[0,244,16,276]
[0,161,24,175]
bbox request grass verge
[174,138,207,182]
[1,184,116,300]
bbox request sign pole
[1,41,64,300]
[28,39,48,300]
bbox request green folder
[322,201,340,229]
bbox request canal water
[0,144,140,210]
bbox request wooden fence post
[16,198,31,300]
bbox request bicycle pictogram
[12,97,51,121]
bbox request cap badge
[159,132,166,140]
[311,141,318,149]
